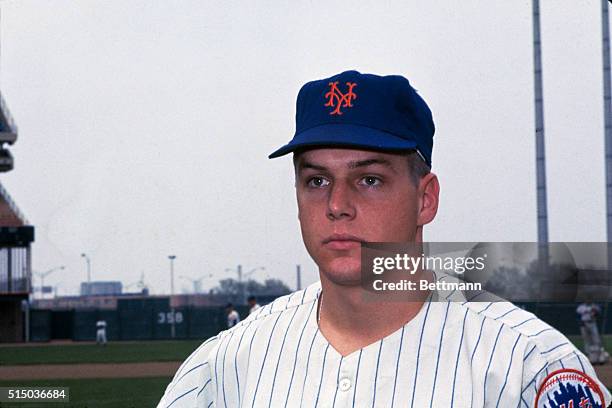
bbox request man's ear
[416,172,440,226]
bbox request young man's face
[295,148,439,285]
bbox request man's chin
[319,258,362,286]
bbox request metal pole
[237,264,243,305]
[87,258,91,284]
[168,255,176,339]
[532,0,549,275]
[296,265,302,291]
[602,0,612,267]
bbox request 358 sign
[157,311,183,324]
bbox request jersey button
[339,378,352,392]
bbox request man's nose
[327,182,356,221]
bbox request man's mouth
[322,234,365,250]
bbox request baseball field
[0,340,203,408]
[0,337,611,407]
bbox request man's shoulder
[223,281,321,335]
[459,300,578,363]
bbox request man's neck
[317,275,429,356]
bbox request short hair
[292,149,430,186]
[247,296,256,302]
[406,150,431,186]
[225,303,233,308]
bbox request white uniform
[96,320,107,345]
[227,310,240,328]
[158,282,611,407]
[249,303,261,315]
[576,303,608,364]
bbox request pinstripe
[470,318,487,363]
[371,339,383,408]
[409,299,433,408]
[430,301,451,407]
[234,320,254,407]
[528,327,553,337]
[494,307,518,320]
[483,325,504,403]
[196,378,212,398]
[165,386,198,408]
[511,317,536,329]
[221,331,235,408]
[521,363,547,393]
[390,325,405,408]
[250,311,284,407]
[299,326,320,408]
[351,349,363,408]
[174,336,216,380]
[495,334,521,407]
[540,342,567,354]
[332,356,343,407]
[284,300,317,407]
[168,362,207,394]
[240,326,259,407]
[574,351,586,372]
[268,306,300,406]
[214,334,230,403]
[523,345,536,361]
[450,308,469,407]
[314,344,330,407]
[477,302,494,315]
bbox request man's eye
[307,177,330,188]
[360,176,382,186]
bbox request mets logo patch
[535,369,605,408]
[324,81,357,115]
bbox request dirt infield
[0,361,181,380]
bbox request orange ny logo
[324,81,357,115]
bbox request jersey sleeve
[157,336,219,408]
[520,344,611,408]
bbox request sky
[0,0,609,296]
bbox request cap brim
[268,124,418,159]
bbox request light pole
[225,266,265,305]
[168,255,176,338]
[180,273,213,293]
[34,266,65,299]
[80,253,91,284]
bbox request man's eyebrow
[297,161,327,171]
[296,158,397,172]
[347,158,393,169]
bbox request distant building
[80,281,123,296]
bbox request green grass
[567,335,612,353]
[0,340,205,366]
[0,377,170,408]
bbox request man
[577,302,609,365]
[247,295,261,315]
[95,319,107,346]
[225,303,240,328]
[158,71,610,407]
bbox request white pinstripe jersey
[158,281,611,407]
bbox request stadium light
[33,265,65,299]
[80,253,91,284]
[168,255,176,338]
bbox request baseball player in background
[225,303,240,328]
[158,71,611,407]
[247,296,261,315]
[95,319,107,345]
[577,302,609,365]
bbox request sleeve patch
[535,368,605,408]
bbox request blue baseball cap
[268,70,435,167]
